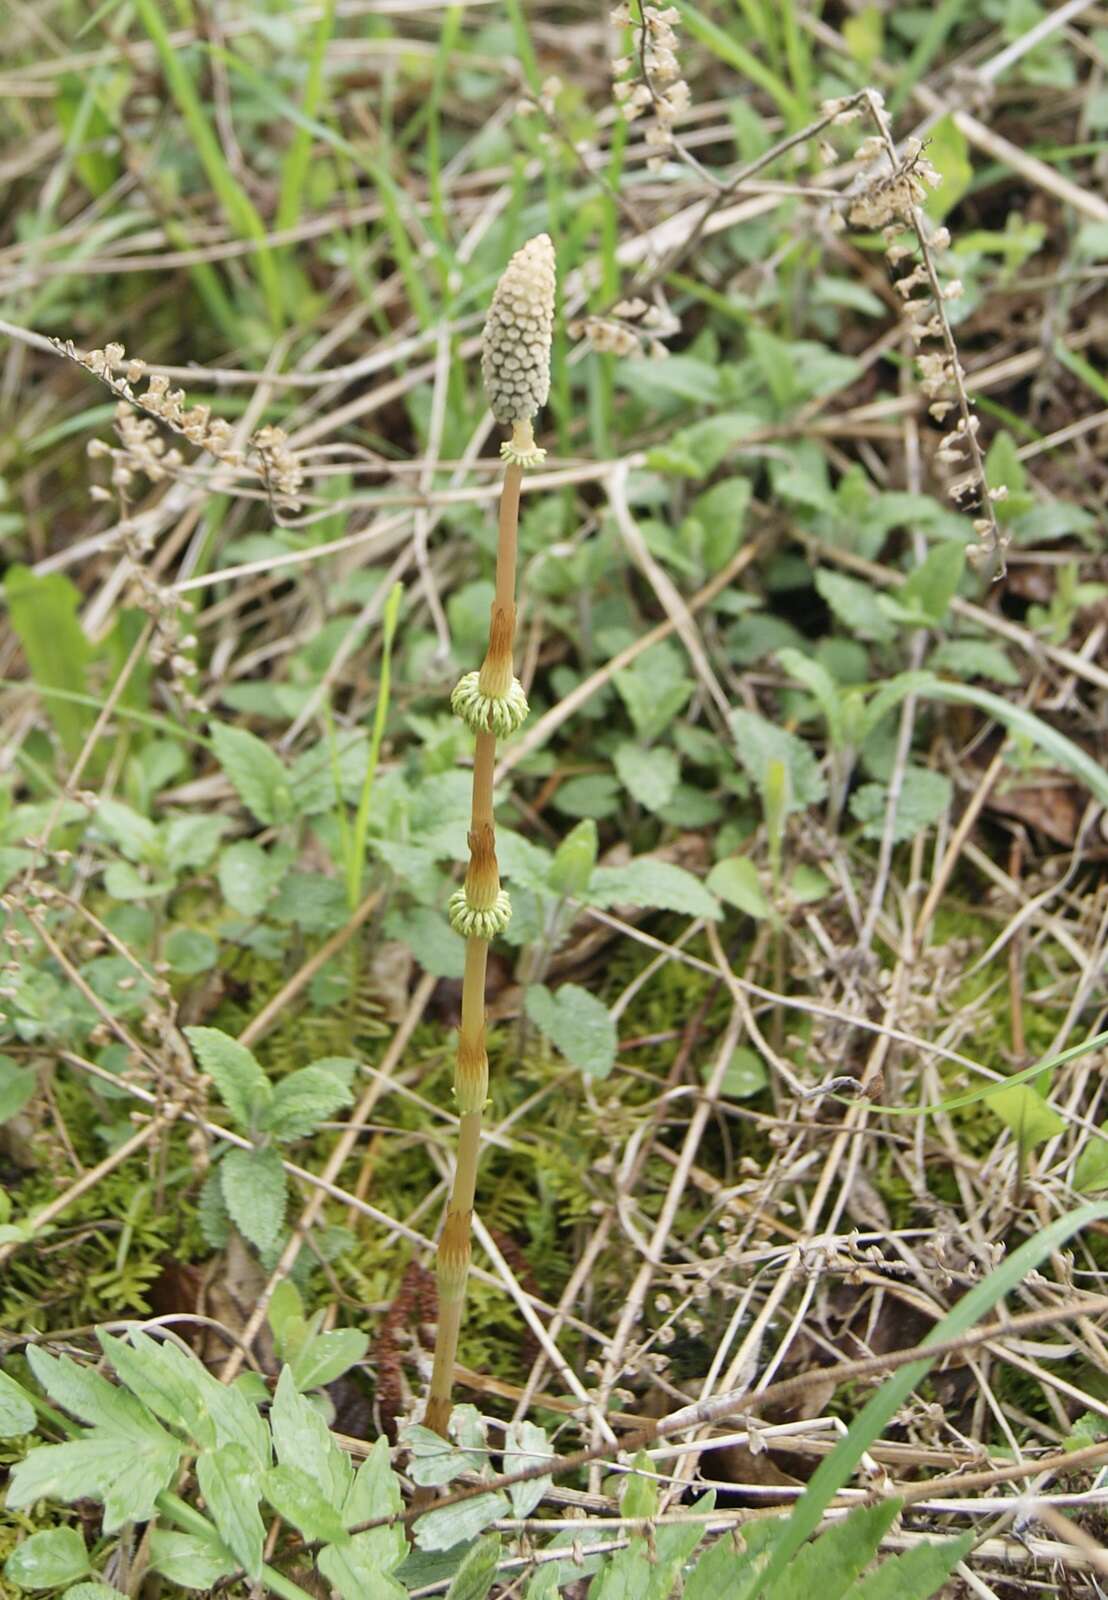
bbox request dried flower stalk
[424,234,555,1438]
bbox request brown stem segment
[425,461,524,1437]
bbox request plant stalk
[425,461,523,1436]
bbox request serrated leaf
[210,722,294,826]
[340,1437,407,1575]
[684,1523,783,1600]
[706,856,770,919]
[413,1491,510,1552]
[197,1168,231,1249]
[815,571,898,644]
[614,743,679,812]
[163,814,228,873]
[262,1058,356,1141]
[289,1327,369,1392]
[197,1443,265,1580]
[148,1529,237,1591]
[270,1366,352,1507]
[0,1370,36,1435]
[845,1532,972,1600]
[770,1499,900,1600]
[588,858,721,919]
[184,1026,272,1129]
[8,1427,182,1533]
[4,1529,89,1588]
[400,1423,482,1488]
[891,540,965,625]
[95,798,160,863]
[62,1586,127,1600]
[525,984,616,1080]
[97,1329,214,1442]
[219,1145,287,1254]
[164,927,219,975]
[264,1463,349,1544]
[25,1346,154,1433]
[318,1540,409,1600]
[730,710,828,812]
[505,1421,553,1519]
[850,769,952,843]
[445,1534,501,1600]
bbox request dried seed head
[481,233,556,429]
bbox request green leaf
[613,743,679,812]
[815,571,898,644]
[3,1529,90,1588]
[769,1499,900,1600]
[776,648,848,747]
[148,1529,238,1591]
[8,1425,182,1533]
[97,1329,215,1441]
[707,856,770,919]
[401,1423,482,1487]
[197,1442,266,1580]
[0,1054,37,1122]
[164,928,219,975]
[23,1346,139,1430]
[61,1586,128,1600]
[845,1533,972,1600]
[850,769,952,843]
[987,1082,1065,1152]
[413,1491,510,1553]
[0,1370,36,1435]
[505,1421,554,1519]
[525,984,617,1080]
[929,639,1019,685]
[184,1026,272,1129]
[922,114,972,220]
[95,799,160,863]
[647,412,760,478]
[270,1366,353,1504]
[730,710,828,812]
[548,819,598,897]
[4,565,92,758]
[219,1146,287,1254]
[790,865,832,904]
[103,861,175,901]
[551,774,621,819]
[709,1046,767,1100]
[588,858,721,920]
[891,540,965,626]
[289,1326,370,1392]
[338,1436,407,1575]
[445,1534,501,1600]
[210,722,294,826]
[262,1058,356,1140]
[684,1524,781,1600]
[163,815,228,873]
[264,1463,349,1544]
[218,839,282,917]
[1073,1125,1108,1192]
[318,1542,408,1600]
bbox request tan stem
[425,460,523,1436]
